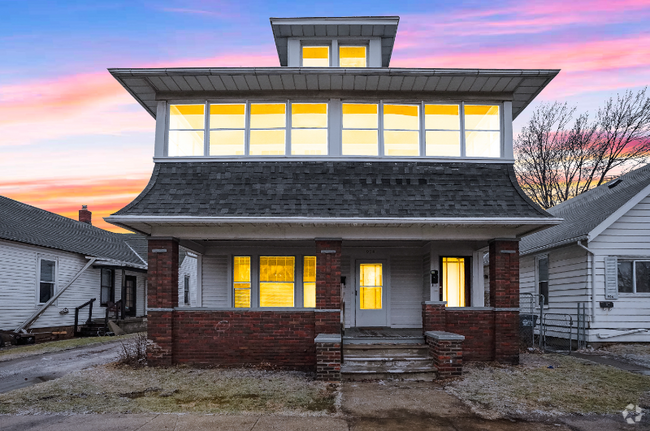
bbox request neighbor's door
[355,260,388,327]
[124,275,137,317]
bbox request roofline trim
[588,181,650,241]
[520,234,589,256]
[106,215,563,226]
[270,16,400,25]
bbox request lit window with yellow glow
[233,256,251,308]
[465,105,500,158]
[168,104,205,156]
[291,103,328,155]
[339,46,366,67]
[303,256,316,308]
[250,103,286,155]
[342,103,378,155]
[259,256,295,307]
[425,104,461,157]
[383,104,420,156]
[302,46,329,67]
[442,257,466,307]
[209,104,246,155]
[360,263,382,309]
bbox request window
[342,103,378,155]
[259,256,295,307]
[210,104,246,155]
[234,256,251,308]
[618,260,650,293]
[292,104,328,155]
[303,256,316,308]
[537,256,549,305]
[168,104,205,156]
[100,268,114,306]
[302,46,329,67]
[39,259,56,304]
[360,263,382,309]
[383,104,419,156]
[184,275,190,305]
[442,257,468,307]
[465,105,500,157]
[250,103,286,155]
[425,104,461,157]
[339,46,366,67]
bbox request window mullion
[286,100,292,156]
[634,261,637,294]
[244,101,251,156]
[204,101,210,156]
[460,101,466,157]
[378,101,384,157]
[420,101,425,156]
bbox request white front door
[355,260,388,327]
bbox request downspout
[16,257,98,332]
[576,241,596,326]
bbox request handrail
[74,298,97,337]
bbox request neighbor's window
[339,46,367,67]
[292,104,328,155]
[465,105,500,157]
[384,104,420,156]
[425,104,461,157]
[360,263,383,309]
[39,259,56,304]
[100,268,114,306]
[259,256,295,307]
[303,256,316,308]
[537,256,549,305]
[302,46,329,67]
[234,256,251,308]
[184,275,190,305]
[250,103,286,155]
[442,257,467,307]
[618,260,650,293]
[168,104,205,156]
[342,103,379,155]
[210,103,246,155]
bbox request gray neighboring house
[520,164,650,342]
[0,196,148,340]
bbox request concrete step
[343,337,425,345]
[341,361,437,381]
[344,345,429,358]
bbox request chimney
[79,205,92,225]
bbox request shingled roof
[112,161,553,220]
[521,163,650,255]
[0,196,147,268]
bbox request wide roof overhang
[109,67,559,120]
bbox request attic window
[339,46,367,67]
[302,46,329,67]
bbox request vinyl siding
[178,251,198,307]
[342,255,353,328]
[202,255,229,307]
[390,256,423,327]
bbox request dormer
[270,16,399,68]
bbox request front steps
[341,338,437,381]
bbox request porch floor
[343,328,424,345]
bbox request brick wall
[172,310,316,370]
[428,337,463,378]
[422,302,446,332]
[316,337,341,381]
[489,239,520,364]
[315,240,342,334]
[445,310,495,361]
[148,311,173,365]
[494,311,519,364]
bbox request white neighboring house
[0,196,148,340]
[520,164,650,342]
[178,247,198,307]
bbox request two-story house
[107,16,560,380]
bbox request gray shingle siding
[114,161,552,219]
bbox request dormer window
[302,46,329,67]
[339,46,367,68]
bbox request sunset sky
[1,0,649,232]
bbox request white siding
[113,270,147,317]
[178,250,198,307]
[342,255,353,328]
[390,256,423,328]
[202,255,229,307]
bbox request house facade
[107,16,560,378]
[0,198,148,341]
[520,164,650,343]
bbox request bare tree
[515,88,650,209]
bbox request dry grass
[0,365,339,415]
[0,333,139,363]
[447,353,650,419]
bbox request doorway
[355,260,388,327]
[124,275,137,317]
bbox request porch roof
[107,161,561,236]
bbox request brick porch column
[147,237,179,366]
[422,301,447,333]
[315,239,342,335]
[489,239,520,364]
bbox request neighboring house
[520,164,650,343]
[106,16,560,379]
[178,248,198,307]
[0,196,148,340]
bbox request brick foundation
[315,334,342,381]
[147,311,173,365]
[172,310,316,370]
[445,310,495,361]
[425,331,464,378]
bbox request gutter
[15,257,98,332]
[576,241,596,326]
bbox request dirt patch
[0,365,338,415]
[446,353,650,419]
[593,344,650,369]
